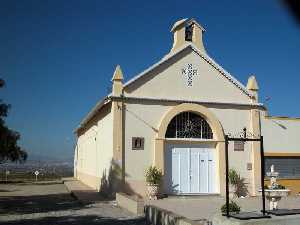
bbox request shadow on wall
[99,160,142,199]
[271,120,287,130]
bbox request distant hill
[27,153,73,163]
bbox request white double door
[166,144,216,194]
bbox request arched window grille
[165,112,213,139]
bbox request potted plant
[145,166,162,200]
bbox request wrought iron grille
[165,112,213,139]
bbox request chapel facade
[74,18,300,197]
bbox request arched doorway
[164,112,216,194]
[154,103,225,195]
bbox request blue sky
[1,0,299,160]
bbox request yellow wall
[265,179,300,195]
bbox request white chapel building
[74,18,300,197]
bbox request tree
[0,78,27,163]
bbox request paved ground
[0,181,145,225]
[2,180,300,224]
[147,195,300,221]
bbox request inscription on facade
[234,141,245,151]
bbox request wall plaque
[247,163,252,171]
[132,137,144,150]
[234,141,244,151]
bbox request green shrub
[228,168,249,197]
[145,166,162,185]
[272,183,286,190]
[228,169,239,185]
[235,175,249,197]
[221,201,241,214]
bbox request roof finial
[111,65,123,81]
[247,75,259,91]
[247,75,259,102]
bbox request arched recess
[154,103,226,195]
[157,103,225,141]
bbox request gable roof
[75,43,254,133]
[124,43,253,98]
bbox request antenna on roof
[263,96,271,116]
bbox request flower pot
[147,184,159,200]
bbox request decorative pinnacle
[247,75,259,91]
[112,65,123,81]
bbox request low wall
[116,192,144,216]
[213,214,300,225]
[144,205,208,225]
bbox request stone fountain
[262,165,290,210]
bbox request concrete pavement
[146,195,300,221]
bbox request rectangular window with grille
[265,157,300,179]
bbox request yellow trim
[112,73,124,162]
[157,103,225,141]
[265,116,300,121]
[250,109,261,196]
[265,153,300,157]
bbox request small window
[132,137,144,150]
[265,157,300,178]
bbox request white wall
[262,117,300,153]
[211,107,253,183]
[76,106,113,190]
[124,101,254,191]
[124,103,172,181]
[125,48,251,104]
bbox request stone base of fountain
[260,165,291,210]
[265,189,290,210]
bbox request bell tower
[170,18,206,53]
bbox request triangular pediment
[124,44,252,104]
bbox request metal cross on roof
[182,63,198,87]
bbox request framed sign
[247,163,252,170]
[234,141,244,151]
[132,137,144,150]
